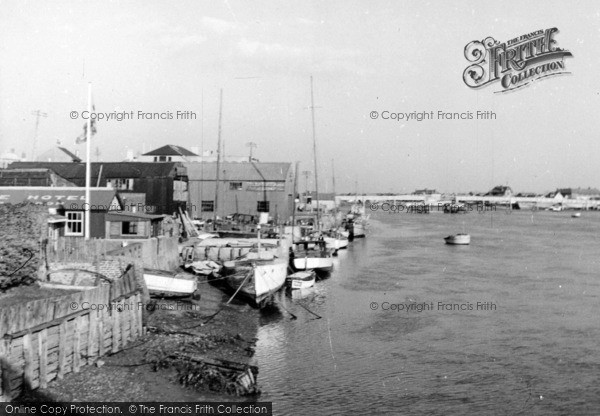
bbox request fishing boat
[444,234,471,245]
[323,234,348,251]
[291,239,334,274]
[221,252,288,307]
[143,268,200,298]
[286,270,316,289]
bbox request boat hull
[292,256,334,272]
[444,234,471,245]
[144,269,198,297]
[224,259,288,307]
[286,271,316,289]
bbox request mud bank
[14,277,263,403]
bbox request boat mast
[310,76,321,233]
[214,89,223,230]
[291,161,300,241]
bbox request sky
[0,0,599,194]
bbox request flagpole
[85,82,92,240]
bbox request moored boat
[286,270,316,289]
[222,252,288,307]
[144,268,200,298]
[291,240,334,274]
[444,234,471,245]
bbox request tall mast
[84,83,92,240]
[291,161,300,241]
[214,89,223,229]
[310,76,321,232]
[331,158,337,210]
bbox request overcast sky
[0,0,598,193]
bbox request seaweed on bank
[144,332,260,396]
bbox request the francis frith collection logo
[463,28,573,93]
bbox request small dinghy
[286,270,316,289]
[444,233,471,245]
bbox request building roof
[37,146,82,163]
[0,168,76,187]
[185,162,291,181]
[58,147,82,162]
[0,187,121,210]
[142,144,198,157]
[106,211,165,222]
[8,162,185,183]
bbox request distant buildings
[0,149,23,169]
[8,161,189,215]
[557,187,600,200]
[140,144,200,162]
[485,185,513,197]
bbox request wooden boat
[444,234,471,245]
[286,270,316,289]
[291,240,334,273]
[143,268,200,298]
[222,252,288,307]
[41,268,110,290]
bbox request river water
[254,209,600,415]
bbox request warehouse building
[185,161,294,222]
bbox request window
[155,156,172,162]
[121,221,138,235]
[229,182,243,191]
[65,211,84,236]
[201,201,214,212]
[257,201,270,212]
[107,178,134,190]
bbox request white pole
[85,82,92,240]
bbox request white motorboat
[444,234,471,245]
[286,270,316,289]
[291,240,334,273]
[143,269,200,298]
[572,212,581,218]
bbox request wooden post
[111,306,120,354]
[73,317,82,373]
[38,329,48,388]
[0,338,12,400]
[87,310,96,364]
[57,320,67,379]
[22,333,34,387]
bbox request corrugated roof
[142,144,198,157]
[185,162,291,181]
[8,162,183,181]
